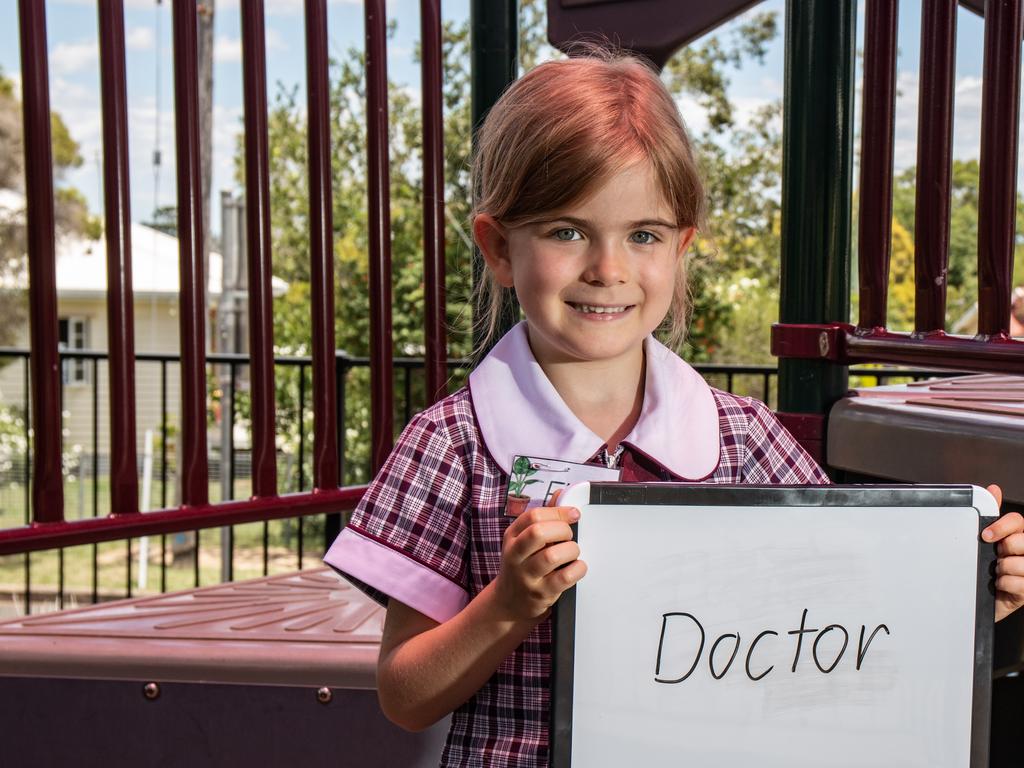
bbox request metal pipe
[856,0,898,331]
[977,0,1024,337]
[171,0,209,506]
[304,0,339,490]
[98,0,140,515]
[18,0,64,524]
[365,0,395,472]
[913,0,957,334]
[421,0,448,404]
[240,0,278,496]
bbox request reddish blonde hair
[472,51,707,353]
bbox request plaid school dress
[325,325,828,767]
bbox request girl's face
[476,161,695,371]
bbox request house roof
[0,191,287,298]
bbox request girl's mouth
[567,302,633,315]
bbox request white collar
[467,322,721,479]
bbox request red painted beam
[98,0,140,516]
[18,0,64,525]
[913,0,957,334]
[171,0,209,506]
[304,0,339,491]
[365,0,395,472]
[856,0,898,331]
[977,0,1024,337]
[241,0,278,497]
[0,488,366,556]
[421,0,448,405]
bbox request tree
[0,68,94,347]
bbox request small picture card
[505,455,621,516]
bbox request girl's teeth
[575,304,627,314]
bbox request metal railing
[0,347,954,615]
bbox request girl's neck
[536,346,647,451]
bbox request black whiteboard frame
[549,484,997,768]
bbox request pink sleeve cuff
[322,527,469,623]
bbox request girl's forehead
[545,162,676,222]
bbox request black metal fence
[0,347,954,616]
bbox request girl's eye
[552,227,582,241]
[630,230,657,245]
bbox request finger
[506,520,576,564]
[505,506,579,539]
[994,574,1024,604]
[997,532,1024,558]
[544,558,587,594]
[986,484,1003,509]
[982,512,1023,543]
[521,540,581,580]
[995,555,1024,577]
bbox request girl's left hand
[980,484,1024,622]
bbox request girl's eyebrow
[537,216,677,229]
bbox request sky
[0,0,999,238]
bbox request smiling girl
[323,52,1024,767]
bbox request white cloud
[213,28,286,63]
[126,26,155,51]
[49,40,99,77]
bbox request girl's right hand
[491,506,587,621]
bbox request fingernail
[982,530,994,541]
[568,508,580,522]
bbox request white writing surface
[559,487,995,768]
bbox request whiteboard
[551,484,998,768]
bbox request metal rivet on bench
[143,682,160,700]
[316,686,332,704]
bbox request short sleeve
[323,409,471,623]
[741,399,831,485]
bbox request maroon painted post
[97,0,140,515]
[171,0,209,506]
[18,0,64,524]
[977,0,1024,337]
[240,0,278,497]
[913,0,957,334]
[421,0,448,404]
[365,0,395,472]
[856,0,898,332]
[304,0,339,490]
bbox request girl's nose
[583,241,629,286]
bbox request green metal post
[778,0,855,414]
[471,0,519,354]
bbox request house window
[59,317,89,385]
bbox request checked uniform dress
[324,323,829,767]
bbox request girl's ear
[473,214,515,289]
[676,226,698,259]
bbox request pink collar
[467,322,721,479]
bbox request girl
[324,53,1024,767]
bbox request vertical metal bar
[160,361,167,592]
[403,365,412,425]
[297,516,304,570]
[365,0,395,473]
[58,549,64,610]
[298,365,306,492]
[194,527,200,586]
[22,359,30,613]
[762,374,770,403]
[18,0,64,525]
[857,0,898,331]
[92,358,99,515]
[126,537,132,598]
[913,0,957,334]
[240,0,278,497]
[304,0,339,492]
[262,521,269,576]
[977,0,1024,337]
[726,373,734,394]
[97,0,139,515]
[171,0,209,506]
[471,0,519,354]
[777,0,855,415]
[421,0,448,403]
[228,364,237,498]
